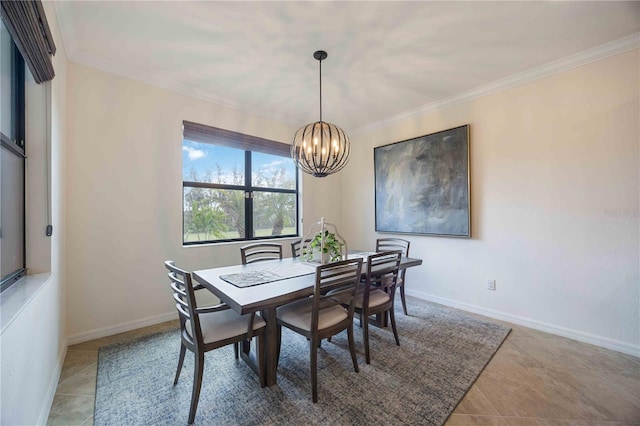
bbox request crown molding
[51,2,79,60]
[351,32,640,136]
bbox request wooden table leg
[261,307,279,386]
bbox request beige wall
[341,50,639,354]
[65,62,341,341]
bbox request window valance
[183,121,290,158]
[1,0,56,83]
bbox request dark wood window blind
[183,121,290,158]
[1,0,56,84]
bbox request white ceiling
[53,1,640,133]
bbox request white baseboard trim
[407,290,640,358]
[38,344,67,425]
[67,311,178,346]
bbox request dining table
[193,251,422,387]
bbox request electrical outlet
[487,279,496,291]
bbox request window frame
[0,38,26,293]
[182,125,299,245]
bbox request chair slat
[240,243,283,264]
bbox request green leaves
[303,230,344,262]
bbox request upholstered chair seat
[277,298,348,332]
[353,287,391,310]
[186,311,266,344]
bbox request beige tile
[507,336,640,373]
[79,415,94,426]
[455,384,501,415]
[446,414,509,425]
[475,364,612,421]
[559,367,640,422]
[59,350,98,383]
[488,339,529,367]
[503,420,639,426]
[46,394,93,426]
[506,325,559,340]
[55,370,97,397]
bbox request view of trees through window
[183,139,297,243]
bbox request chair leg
[362,314,371,364]
[173,343,187,385]
[275,324,282,366]
[234,342,239,359]
[188,352,205,424]
[389,307,400,346]
[310,337,318,403]
[347,322,359,373]
[399,285,408,316]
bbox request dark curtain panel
[1,0,56,83]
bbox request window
[182,121,298,244]
[0,20,26,292]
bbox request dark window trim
[0,43,26,293]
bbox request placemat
[220,263,317,288]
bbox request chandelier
[291,51,351,178]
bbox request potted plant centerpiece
[304,230,344,263]
[300,217,347,265]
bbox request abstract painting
[374,125,470,237]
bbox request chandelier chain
[319,58,322,122]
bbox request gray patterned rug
[94,299,510,425]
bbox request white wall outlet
[487,279,496,291]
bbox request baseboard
[67,311,178,346]
[407,290,640,358]
[38,343,67,425]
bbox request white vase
[311,249,330,264]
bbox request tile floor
[47,301,640,425]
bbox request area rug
[94,299,510,425]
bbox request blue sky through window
[183,139,296,188]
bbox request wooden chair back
[376,238,411,315]
[312,258,363,330]
[363,250,402,303]
[240,242,283,264]
[376,238,410,257]
[291,238,313,258]
[291,240,302,258]
[165,261,202,347]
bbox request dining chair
[354,250,402,364]
[290,238,312,258]
[376,238,411,315]
[164,261,266,424]
[240,242,283,264]
[275,258,363,402]
[290,239,302,258]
